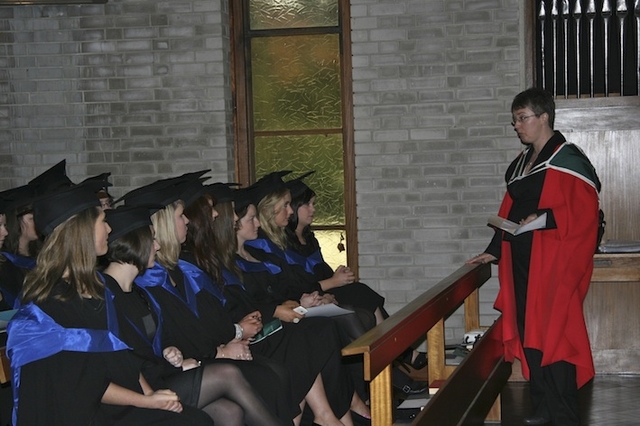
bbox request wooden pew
[342,262,511,425]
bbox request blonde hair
[22,207,103,304]
[151,201,183,270]
[257,187,289,250]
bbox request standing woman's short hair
[151,201,183,270]
[511,87,555,128]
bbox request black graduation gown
[103,274,204,407]
[14,281,212,426]
[135,262,299,423]
[223,261,356,418]
[242,239,376,341]
[0,255,31,310]
[289,233,386,316]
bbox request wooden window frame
[229,0,359,271]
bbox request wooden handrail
[342,262,511,426]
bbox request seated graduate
[120,173,298,425]
[236,172,376,343]
[283,171,387,323]
[0,185,39,309]
[1,161,75,309]
[184,183,371,426]
[102,204,283,426]
[284,172,427,371]
[255,171,428,391]
[6,180,213,426]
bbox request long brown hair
[210,201,242,280]
[256,187,289,250]
[22,207,104,304]
[184,193,223,284]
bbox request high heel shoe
[351,410,372,425]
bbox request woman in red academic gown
[468,88,600,426]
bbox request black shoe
[350,410,371,426]
[523,416,550,425]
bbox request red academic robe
[494,143,599,388]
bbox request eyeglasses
[511,114,538,126]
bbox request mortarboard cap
[0,195,11,215]
[115,170,210,207]
[32,179,111,236]
[81,172,112,186]
[119,178,204,209]
[251,170,292,204]
[206,182,241,205]
[180,177,210,208]
[28,160,74,196]
[0,184,38,214]
[232,185,264,214]
[285,171,315,199]
[105,205,161,244]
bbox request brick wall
[0,0,234,195]
[0,0,528,340]
[351,0,525,338]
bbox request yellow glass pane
[315,230,347,271]
[255,133,344,226]
[249,0,339,30]
[251,34,342,132]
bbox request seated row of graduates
[4,167,392,425]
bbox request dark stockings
[197,362,284,426]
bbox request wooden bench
[342,262,511,425]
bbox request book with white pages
[487,212,547,236]
[303,304,354,318]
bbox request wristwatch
[234,323,244,340]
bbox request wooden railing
[342,262,511,426]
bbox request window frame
[229,0,359,271]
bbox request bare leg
[350,391,370,419]
[305,374,345,426]
[374,307,385,325]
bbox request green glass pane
[315,230,347,271]
[255,133,344,226]
[251,34,342,132]
[249,0,339,30]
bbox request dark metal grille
[536,0,640,98]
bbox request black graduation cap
[155,169,211,187]
[0,195,11,215]
[0,184,38,214]
[115,170,210,207]
[180,177,210,208]
[285,170,315,199]
[105,205,161,243]
[119,178,205,209]
[233,184,263,214]
[32,179,111,236]
[251,170,293,204]
[205,182,241,204]
[28,160,74,196]
[81,172,112,186]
